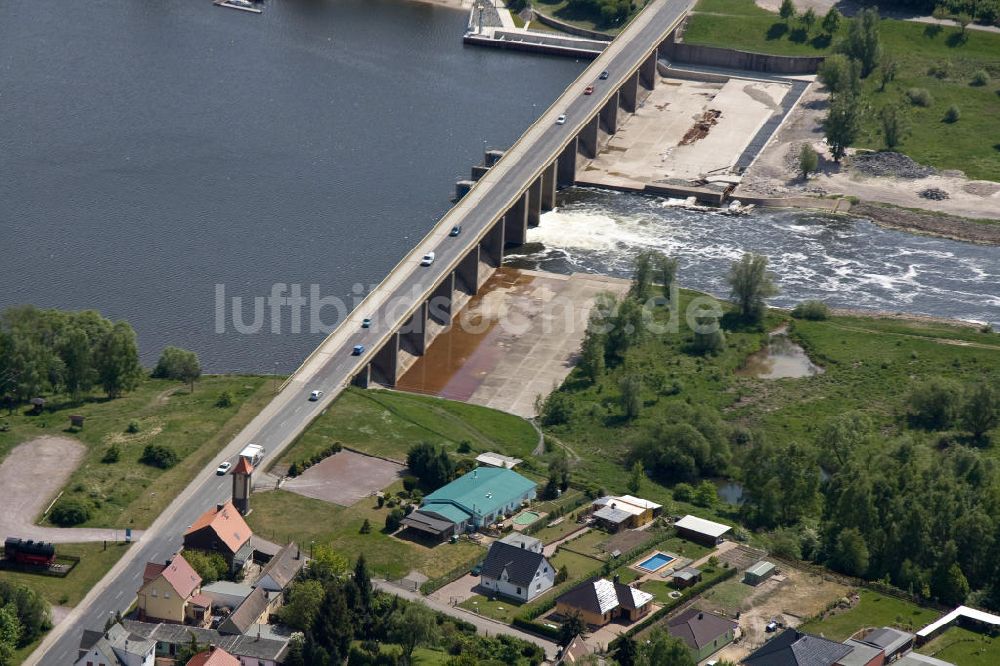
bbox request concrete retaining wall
[662,24,824,74]
[464,32,604,58]
[529,9,613,41]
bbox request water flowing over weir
[507,189,1000,327]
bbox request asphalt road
[30,1,691,662]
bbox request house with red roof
[183,501,254,574]
[187,645,241,666]
[136,552,211,627]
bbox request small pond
[737,325,824,379]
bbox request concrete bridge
[344,0,694,390]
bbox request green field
[918,626,1000,666]
[0,375,270,529]
[530,0,639,34]
[275,387,538,469]
[0,542,131,608]
[683,0,1000,180]
[799,590,941,640]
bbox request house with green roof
[401,467,537,539]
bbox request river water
[2,2,996,374]
[512,189,1000,328]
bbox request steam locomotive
[3,537,56,566]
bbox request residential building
[402,467,536,539]
[121,620,288,666]
[183,501,253,573]
[666,608,737,662]
[200,581,253,612]
[858,627,914,661]
[670,566,702,589]
[558,634,594,664]
[479,540,555,602]
[674,514,731,546]
[187,645,240,666]
[254,541,304,593]
[744,560,777,586]
[743,628,853,666]
[555,577,654,627]
[498,532,543,553]
[840,639,886,666]
[591,495,662,531]
[894,655,956,666]
[75,624,155,666]
[218,586,282,636]
[136,553,211,626]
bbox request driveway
[429,572,482,607]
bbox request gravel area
[850,152,937,179]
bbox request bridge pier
[578,114,600,159]
[428,273,455,327]
[471,164,489,181]
[399,302,429,357]
[541,161,557,211]
[352,364,371,388]
[639,51,657,90]
[620,72,639,113]
[371,332,400,386]
[455,179,475,200]
[599,96,619,135]
[485,149,505,167]
[557,139,578,187]
[481,219,505,273]
[527,177,543,228]
[503,190,529,247]
[456,247,479,295]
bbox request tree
[559,610,586,645]
[308,544,349,581]
[616,635,639,666]
[779,0,796,23]
[57,326,94,398]
[182,549,228,584]
[578,325,605,384]
[620,374,642,420]
[628,461,645,494]
[406,442,454,490]
[878,56,898,91]
[821,6,842,35]
[823,93,862,161]
[353,554,373,616]
[630,250,655,303]
[692,313,725,355]
[94,321,142,398]
[152,346,202,392]
[555,565,569,584]
[49,497,91,526]
[817,411,873,468]
[955,11,972,37]
[818,54,851,94]
[0,580,50,646]
[359,518,371,534]
[140,444,179,469]
[385,508,405,533]
[605,298,644,362]
[727,253,778,325]
[842,7,882,77]
[0,603,21,666]
[879,105,908,150]
[801,7,817,32]
[962,383,999,443]
[907,378,963,430]
[541,391,574,426]
[799,143,818,179]
[638,629,696,666]
[656,254,680,298]
[312,584,353,663]
[831,527,870,576]
[391,602,438,665]
[277,579,325,632]
[693,480,718,508]
[548,451,571,491]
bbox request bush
[673,482,694,502]
[140,444,179,469]
[792,300,830,320]
[126,420,140,434]
[101,445,120,464]
[287,462,299,477]
[215,391,233,408]
[906,88,934,107]
[944,105,961,123]
[457,440,472,454]
[360,519,372,534]
[50,497,92,526]
[908,377,963,429]
[384,508,405,533]
[927,61,951,79]
[970,69,990,86]
[402,475,419,492]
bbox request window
[164,592,170,599]
[516,587,521,595]
[536,583,541,590]
[151,589,157,597]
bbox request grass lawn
[683,0,1000,180]
[275,387,538,469]
[460,594,524,623]
[550,548,604,580]
[699,575,755,611]
[557,529,613,560]
[799,589,941,640]
[918,626,1000,666]
[0,542,132,608]
[245,488,485,581]
[531,0,643,34]
[0,375,270,529]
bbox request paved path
[0,437,144,544]
[543,525,590,557]
[374,579,559,661]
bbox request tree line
[0,580,50,666]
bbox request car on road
[584,85,594,95]
[420,251,435,266]
[556,114,567,125]
[352,344,365,355]
[215,461,232,476]
[599,70,609,80]
[309,389,323,401]
[449,225,461,237]
[361,317,372,328]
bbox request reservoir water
[2,1,997,375]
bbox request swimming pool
[636,552,675,573]
[513,511,540,526]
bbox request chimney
[209,644,217,653]
[613,574,620,584]
[216,502,225,512]
[698,612,704,620]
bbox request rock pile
[852,152,936,179]
[919,188,950,200]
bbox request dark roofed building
[401,509,460,541]
[859,627,914,661]
[255,541,304,593]
[744,628,853,666]
[121,619,288,665]
[666,608,737,662]
[218,586,281,636]
[555,577,654,627]
[479,540,554,602]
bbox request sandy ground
[0,437,140,543]
[736,83,1000,225]
[283,448,405,506]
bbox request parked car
[449,225,461,237]
[765,620,779,633]
[471,562,483,576]
[556,114,567,125]
[309,390,323,401]
[599,70,609,80]
[215,461,232,475]
[420,251,435,266]
[584,85,594,95]
[352,344,365,355]
[361,317,372,328]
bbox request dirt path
[0,437,141,543]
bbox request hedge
[512,616,562,641]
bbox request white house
[75,624,155,666]
[479,540,555,602]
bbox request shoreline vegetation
[849,201,1000,245]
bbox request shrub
[50,497,92,526]
[927,61,951,79]
[970,69,990,86]
[908,377,963,429]
[402,475,419,492]
[140,444,179,469]
[384,508,405,533]
[101,445,120,463]
[906,88,933,107]
[360,519,372,534]
[944,105,961,123]
[126,420,140,434]
[673,482,694,502]
[457,440,472,454]
[287,462,299,477]
[792,300,830,320]
[215,391,233,408]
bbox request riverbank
[850,202,1000,246]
